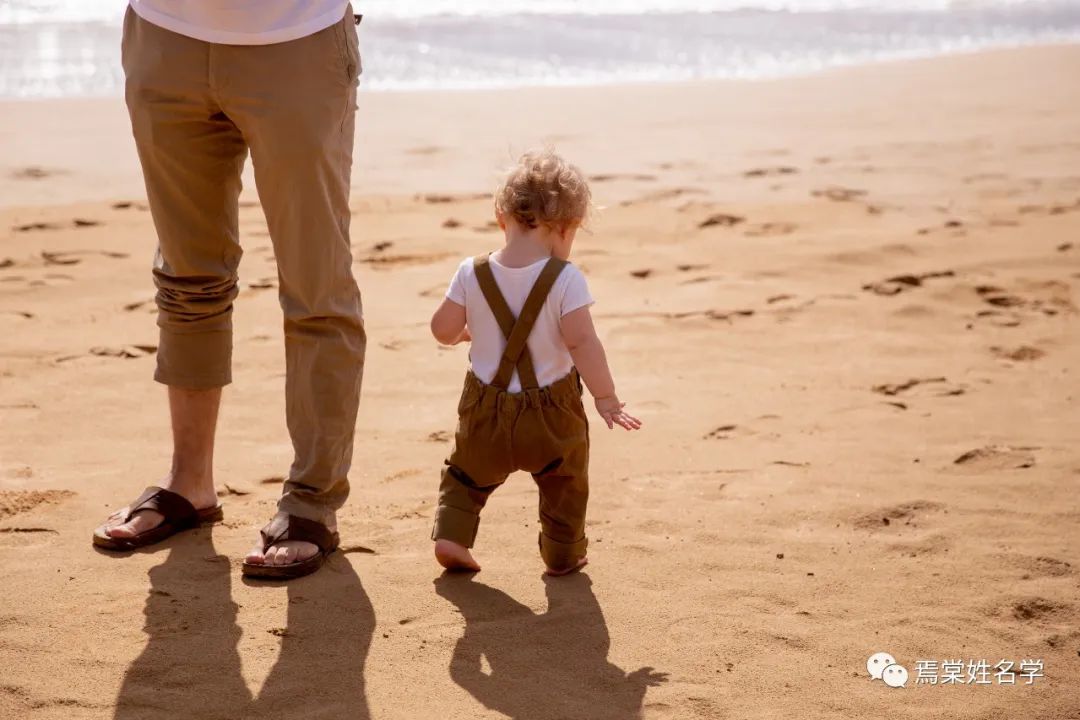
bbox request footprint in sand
[14,219,101,233]
[975,283,1074,317]
[123,299,155,313]
[419,283,445,298]
[990,345,1045,362]
[620,187,706,206]
[10,166,63,180]
[703,424,738,440]
[1012,555,1072,579]
[247,278,276,290]
[678,276,721,285]
[811,186,867,202]
[1016,198,1080,217]
[1011,597,1070,622]
[973,309,1022,328]
[887,533,953,558]
[41,252,80,266]
[862,270,955,296]
[871,377,964,398]
[417,192,488,204]
[216,482,254,497]
[853,500,945,530]
[0,489,75,519]
[953,445,1036,470]
[662,308,754,323]
[472,220,500,233]
[742,166,798,178]
[28,273,76,288]
[744,222,797,237]
[0,526,60,549]
[588,173,657,182]
[916,219,966,236]
[698,213,745,229]
[359,251,455,268]
[630,269,653,279]
[14,222,61,232]
[91,345,157,359]
[57,345,157,363]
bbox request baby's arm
[430,299,470,345]
[560,306,641,431]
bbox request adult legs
[104,10,246,538]
[217,16,366,565]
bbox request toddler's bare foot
[435,539,481,572]
[545,556,588,577]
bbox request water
[1,0,1079,98]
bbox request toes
[107,510,163,538]
[282,546,299,565]
[107,521,137,538]
[249,541,319,567]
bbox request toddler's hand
[594,395,642,431]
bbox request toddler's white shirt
[446,255,593,393]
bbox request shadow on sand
[435,572,667,720]
[112,527,373,720]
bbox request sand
[1,44,1079,719]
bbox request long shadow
[113,528,373,720]
[246,553,373,720]
[113,527,251,720]
[435,573,667,720]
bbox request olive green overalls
[431,255,590,571]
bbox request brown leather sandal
[241,513,340,580]
[92,486,223,551]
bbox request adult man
[93,1,365,580]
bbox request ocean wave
[1,2,1079,97]
[1,0,1077,25]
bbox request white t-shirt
[446,255,594,393]
[129,1,350,45]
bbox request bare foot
[102,476,218,540]
[545,556,588,577]
[435,539,481,572]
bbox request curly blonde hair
[494,150,591,232]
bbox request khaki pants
[122,8,365,524]
[432,370,590,571]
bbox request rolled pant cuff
[154,328,232,388]
[431,505,480,547]
[538,532,588,571]
[277,492,340,528]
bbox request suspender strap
[473,254,536,388]
[473,253,568,390]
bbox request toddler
[429,150,640,576]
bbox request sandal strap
[259,513,338,554]
[125,486,199,527]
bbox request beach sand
[1,44,1079,719]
